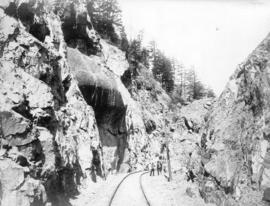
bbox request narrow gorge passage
[2,0,270,206]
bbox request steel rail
[139,171,151,206]
[108,171,151,206]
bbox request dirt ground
[142,171,214,206]
[70,170,214,206]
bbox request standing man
[157,159,162,175]
[150,161,155,176]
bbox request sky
[118,0,270,95]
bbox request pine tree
[152,49,164,83]
[185,67,205,100]
[171,85,185,104]
[141,48,150,69]
[120,26,129,52]
[152,49,174,93]
[127,36,142,63]
[86,0,122,44]
[205,87,216,98]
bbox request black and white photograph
[1,0,270,205]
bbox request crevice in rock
[57,165,81,197]
[61,3,99,55]
[62,75,72,94]
[29,23,50,42]
[5,2,50,42]
[183,117,194,132]
[35,107,56,129]
[145,119,156,134]
[43,124,76,206]
[15,155,30,167]
[11,96,33,120]
[121,69,132,89]
[18,139,45,167]
[35,49,66,108]
[0,27,20,58]
[198,155,236,205]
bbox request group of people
[149,158,165,176]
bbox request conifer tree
[87,0,122,44]
[185,67,205,100]
[152,49,174,93]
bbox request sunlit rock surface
[0,0,237,205]
[0,0,157,205]
[0,1,100,205]
[169,98,214,173]
[197,33,270,205]
[122,63,173,166]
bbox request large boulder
[0,159,47,206]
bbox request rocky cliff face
[121,63,172,165]
[0,1,101,205]
[66,44,147,173]
[197,34,270,205]
[4,0,262,205]
[0,1,155,205]
[168,98,213,174]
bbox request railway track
[139,171,151,206]
[108,171,151,206]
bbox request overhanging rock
[67,47,128,171]
[67,47,124,110]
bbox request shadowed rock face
[4,2,50,42]
[67,47,125,115]
[79,85,124,110]
[67,47,128,171]
[61,2,100,55]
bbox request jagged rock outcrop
[67,45,147,173]
[0,0,155,205]
[197,33,270,205]
[171,99,213,166]
[0,1,101,205]
[122,63,173,163]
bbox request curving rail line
[139,171,151,206]
[108,171,151,206]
